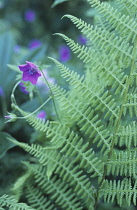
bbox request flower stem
[40,67,60,121]
[11,81,51,120]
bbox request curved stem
[11,81,20,105]
[39,67,60,121]
[13,97,51,119]
[11,80,51,119]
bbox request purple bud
[14,45,20,54]
[37,111,46,119]
[5,113,17,122]
[24,9,36,22]
[0,86,4,97]
[78,35,87,45]
[59,45,71,62]
[19,82,29,94]
[28,39,42,50]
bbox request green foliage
[0,132,16,158]
[52,0,69,8]
[2,0,137,209]
[0,194,33,210]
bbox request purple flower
[19,82,29,94]
[0,86,4,97]
[24,9,36,22]
[28,39,42,50]
[14,45,20,54]
[59,45,71,62]
[37,110,46,119]
[78,35,87,45]
[18,61,41,85]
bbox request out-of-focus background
[0,0,91,138]
[0,0,106,197]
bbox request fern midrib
[95,37,137,208]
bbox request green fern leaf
[0,194,34,210]
[26,185,56,210]
[25,163,83,210]
[115,121,137,148]
[106,150,137,177]
[9,139,95,207]
[100,179,137,206]
[54,33,127,94]
[87,0,137,42]
[49,57,119,120]
[63,14,132,65]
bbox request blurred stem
[11,81,20,105]
[1,95,7,116]
[35,87,43,105]
[40,67,60,121]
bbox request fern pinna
[2,0,137,209]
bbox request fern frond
[106,150,137,177]
[11,103,104,179]
[59,131,103,178]
[11,171,31,201]
[0,194,34,210]
[44,122,103,178]
[63,14,132,64]
[9,139,95,207]
[115,121,137,149]
[26,185,55,210]
[49,57,118,120]
[25,163,83,210]
[115,0,137,15]
[50,83,111,152]
[99,179,137,206]
[54,33,126,94]
[123,93,137,117]
[12,103,49,132]
[87,0,137,42]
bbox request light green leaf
[52,0,69,8]
[0,132,16,158]
[7,64,20,73]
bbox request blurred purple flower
[19,82,29,94]
[78,35,87,45]
[14,45,20,54]
[37,110,46,119]
[0,86,4,97]
[28,39,42,50]
[18,61,41,85]
[24,9,36,22]
[59,45,71,62]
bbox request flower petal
[29,72,41,85]
[18,64,29,72]
[22,71,30,81]
[26,61,37,69]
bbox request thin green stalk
[39,67,60,121]
[13,97,51,120]
[10,81,51,120]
